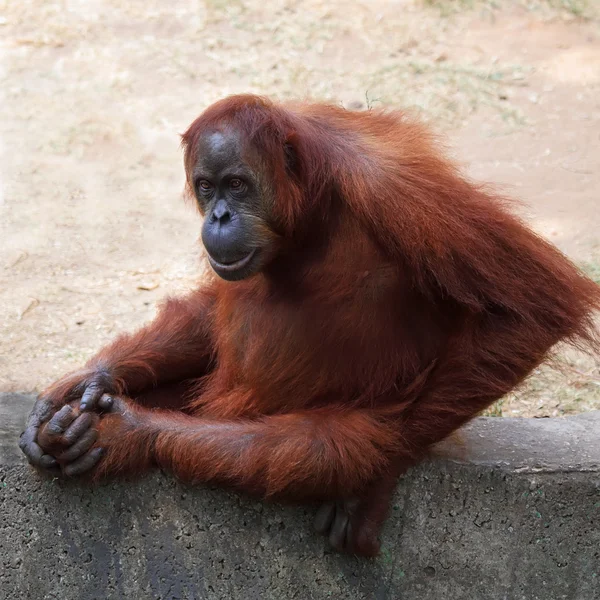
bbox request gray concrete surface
[1,392,599,600]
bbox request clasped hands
[19,371,132,477]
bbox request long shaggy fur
[46,95,600,506]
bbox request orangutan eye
[198,180,212,191]
[230,178,242,190]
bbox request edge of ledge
[2,392,599,472]
[435,410,600,472]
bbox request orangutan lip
[208,248,257,272]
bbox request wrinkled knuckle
[75,413,91,427]
[45,423,63,436]
[62,433,76,445]
[90,368,114,390]
[97,367,113,382]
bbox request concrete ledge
[1,393,599,600]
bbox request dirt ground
[0,0,598,417]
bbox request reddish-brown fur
[38,95,600,552]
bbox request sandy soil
[0,0,598,416]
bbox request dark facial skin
[192,130,276,281]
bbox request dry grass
[424,0,598,19]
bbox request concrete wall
[1,392,599,600]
